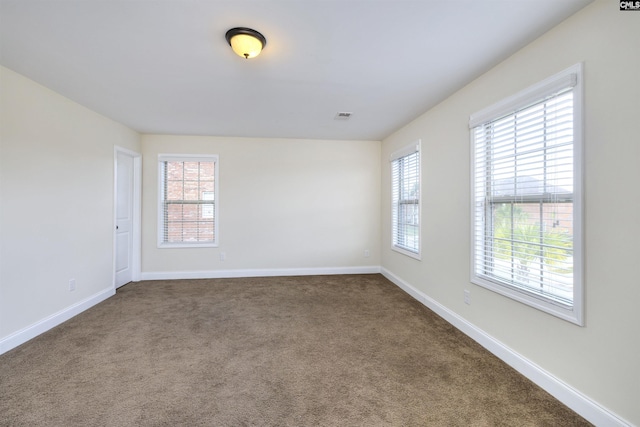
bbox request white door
[115,151,134,288]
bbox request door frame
[113,146,142,288]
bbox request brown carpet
[0,274,590,426]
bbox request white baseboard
[0,288,115,355]
[2,267,630,426]
[140,265,381,281]
[380,267,631,427]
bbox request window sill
[392,245,421,260]
[470,274,583,326]
[157,242,218,249]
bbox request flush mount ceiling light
[225,27,267,59]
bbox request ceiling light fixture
[225,27,267,59]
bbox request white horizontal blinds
[469,72,577,129]
[163,160,216,244]
[391,145,420,254]
[473,86,575,307]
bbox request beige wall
[0,66,140,342]
[381,1,639,424]
[141,135,381,275]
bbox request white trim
[113,146,142,287]
[390,140,420,161]
[390,245,421,261]
[380,267,632,427]
[140,265,381,281]
[0,288,114,355]
[572,62,585,326]
[469,64,579,128]
[132,154,142,282]
[157,242,219,249]
[157,153,218,162]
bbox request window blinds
[391,143,420,256]
[472,86,575,307]
[161,158,216,245]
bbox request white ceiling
[0,0,593,141]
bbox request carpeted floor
[0,274,591,426]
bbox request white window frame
[157,154,219,248]
[391,140,421,260]
[469,63,584,325]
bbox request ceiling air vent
[334,112,353,120]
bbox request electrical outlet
[219,252,226,261]
[464,289,471,305]
[364,249,370,258]
[69,279,76,292]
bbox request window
[158,155,219,248]
[470,64,583,325]
[391,141,421,259]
